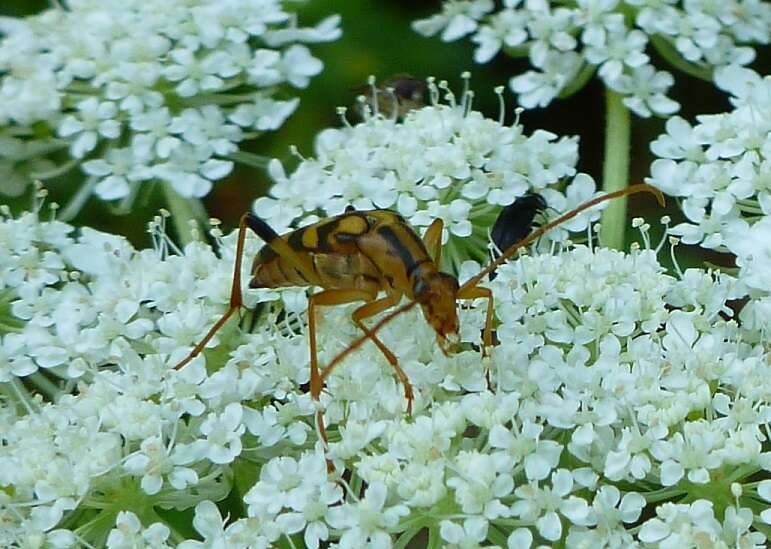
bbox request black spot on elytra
[377,225,418,275]
[315,218,342,252]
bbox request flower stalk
[161,181,207,246]
[600,89,632,250]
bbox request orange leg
[457,285,494,352]
[309,290,416,447]
[175,213,321,371]
[307,289,378,447]
[319,301,418,395]
[422,218,444,264]
[458,285,495,388]
[348,295,414,415]
[174,215,251,370]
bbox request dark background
[2,0,768,259]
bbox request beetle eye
[412,278,429,298]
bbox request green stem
[28,372,62,400]
[395,520,429,549]
[599,89,632,250]
[643,486,687,503]
[426,526,441,549]
[29,158,80,181]
[650,36,712,82]
[558,62,596,99]
[182,90,255,107]
[9,378,36,415]
[63,82,99,94]
[59,177,98,221]
[112,180,143,215]
[225,150,271,169]
[160,182,208,247]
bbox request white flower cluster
[0,207,305,546]
[413,0,771,117]
[2,207,770,547]
[647,66,771,318]
[256,81,602,270]
[0,0,339,200]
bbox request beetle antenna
[461,183,664,291]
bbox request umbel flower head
[1,202,770,547]
[413,0,771,117]
[647,66,771,318]
[256,77,605,272]
[0,0,340,201]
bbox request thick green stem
[161,182,208,247]
[599,89,632,250]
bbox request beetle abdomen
[249,252,380,290]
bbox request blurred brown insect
[353,74,427,119]
[174,184,664,446]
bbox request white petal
[440,521,464,544]
[619,492,645,522]
[200,159,233,180]
[638,518,669,542]
[536,511,562,541]
[94,175,130,200]
[659,460,684,486]
[507,528,533,549]
[758,479,771,501]
[141,474,163,495]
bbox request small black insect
[491,193,548,256]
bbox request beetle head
[412,271,460,354]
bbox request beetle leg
[244,213,322,286]
[422,218,444,265]
[307,288,379,448]
[175,213,325,371]
[174,214,253,370]
[457,285,495,388]
[349,294,414,415]
[457,285,494,351]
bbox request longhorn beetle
[174,184,664,445]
